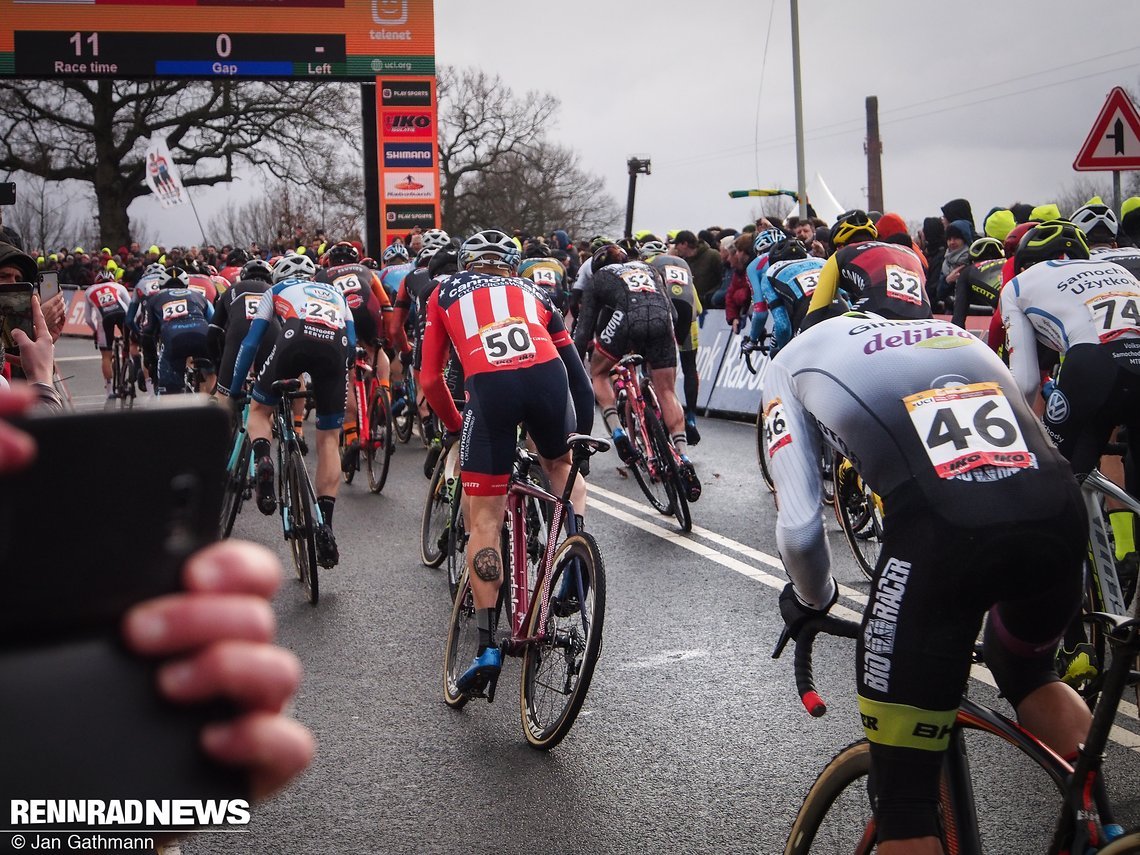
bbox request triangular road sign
[1074,86,1140,171]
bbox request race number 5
[885,264,923,306]
[480,321,535,364]
[904,383,1032,478]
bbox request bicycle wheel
[110,342,123,403]
[645,407,690,532]
[820,448,836,505]
[219,433,251,539]
[394,381,415,443]
[442,569,476,709]
[785,740,877,854]
[446,501,469,601]
[757,401,776,493]
[420,446,454,568]
[287,450,319,605]
[834,456,884,582]
[365,386,394,494]
[620,397,673,514]
[520,531,606,750]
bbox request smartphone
[38,270,61,303]
[0,282,34,351]
[0,400,247,809]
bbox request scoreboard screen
[0,0,434,79]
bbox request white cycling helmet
[271,253,316,283]
[639,240,669,259]
[145,262,166,276]
[416,229,451,265]
[753,228,786,255]
[161,265,190,289]
[460,229,521,271]
[382,243,410,264]
[1070,203,1119,240]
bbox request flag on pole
[144,136,186,209]
[727,188,800,200]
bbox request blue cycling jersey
[756,257,826,354]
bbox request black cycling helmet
[240,258,273,283]
[829,209,878,248]
[591,243,628,272]
[226,248,251,267]
[360,257,379,270]
[161,265,190,288]
[327,241,360,266]
[968,237,1004,263]
[428,246,459,278]
[1014,219,1090,274]
[768,238,809,265]
[616,237,640,257]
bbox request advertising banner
[378,76,440,247]
[143,135,186,209]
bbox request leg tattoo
[473,547,502,582]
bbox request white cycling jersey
[1000,258,1140,403]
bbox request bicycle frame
[274,392,325,536]
[611,360,668,480]
[499,454,583,652]
[350,350,376,452]
[1082,469,1136,617]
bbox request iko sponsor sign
[384,203,437,230]
[383,170,436,200]
[381,109,433,138]
[383,142,435,168]
[381,80,432,106]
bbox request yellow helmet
[829,209,878,248]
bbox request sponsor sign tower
[378,74,440,247]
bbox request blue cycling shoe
[456,646,503,698]
[611,427,638,465]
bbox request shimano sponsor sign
[383,143,434,168]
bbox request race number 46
[904,382,1033,478]
[764,397,792,458]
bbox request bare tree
[454,141,620,237]
[4,175,81,254]
[0,80,360,248]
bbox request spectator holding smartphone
[0,391,314,804]
[0,242,66,342]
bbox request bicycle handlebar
[772,614,861,718]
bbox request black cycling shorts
[350,305,383,348]
[859,486,1085,841]
[217,323,277,394]
[94,312,126,352]
[1046,340,1140,480]
[253,325,349,431]
[594,305,677,370]
[459,358,574,496]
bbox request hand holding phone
[0,282,34,351]
[9,293,54,385]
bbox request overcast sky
[140,0,1140,243]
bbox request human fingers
[182,540,282,598]
[157,641,301,712]
[201,712,315,801]
[122,594,274,656]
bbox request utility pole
[864,95,883,214]
[790,0,807,220]
[624,155,651,239]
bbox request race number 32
[885,264,923,306]
[904,382,1032,478]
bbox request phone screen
[0,283,34,350]
[38,271,61,303]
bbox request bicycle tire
[757,401,776,493]
[288,449,319,605]
[820,448,836,505]
[446,500,469,601]
[523,467,554,593]
[1097,831,1140,853]
[785,740,878,854]
[420,446,454,568]
[620,395,673,514]
[110,341,123,404]
[220,433,251,539]
[442,569,476,709]
[833,455,883,582]
[520,531,606,750]
[645,406,690,532]
[394,380,415,443]
[366,385,394,494]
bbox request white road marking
[587,483,1140,743]
[54,355,102,362]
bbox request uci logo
[1046,389,1069,424]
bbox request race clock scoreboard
[0,0,434,79]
